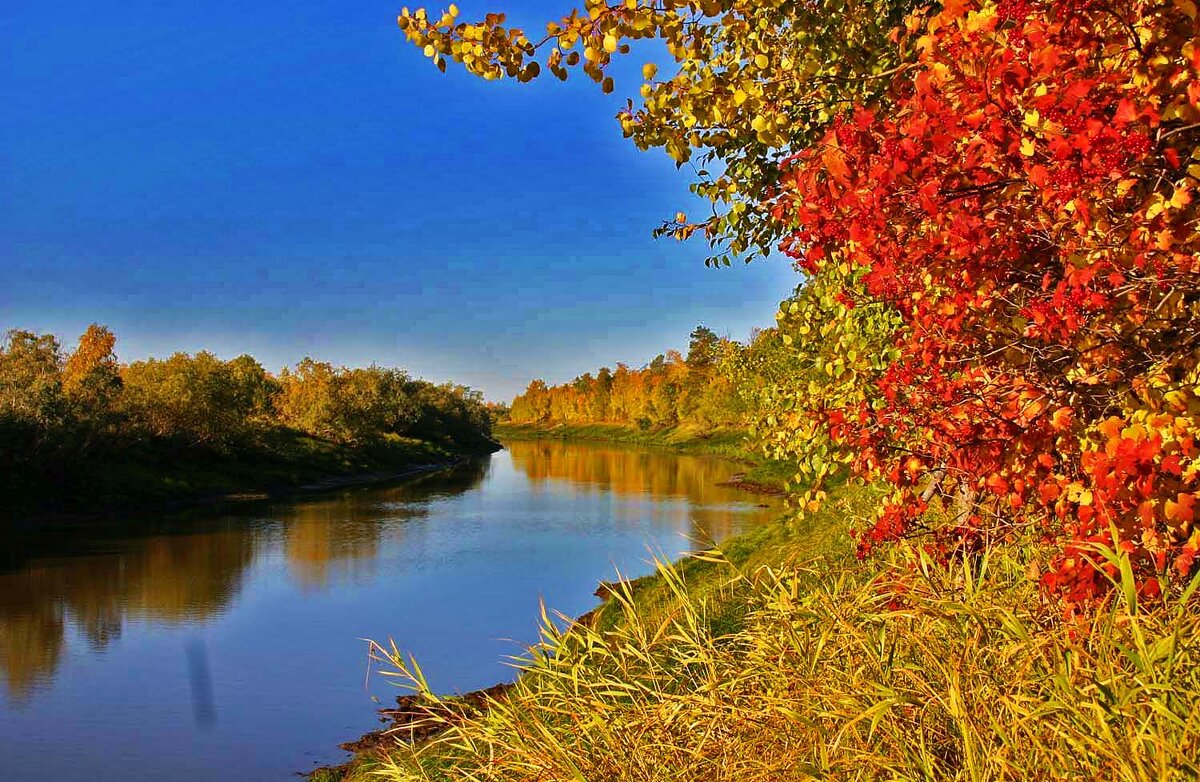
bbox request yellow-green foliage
[366,536,1199,782]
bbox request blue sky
[1,0,796,401]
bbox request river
[0,440,779,781]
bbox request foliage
[400,0,1200,608]
[397,0,924,265]
[509,325,744,430]
[0,331,68,462]
[276,361,418,445]
[62,324,121,411]
[122,351,275,449]
[728,275,902,507]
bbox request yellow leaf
[1146,194,1166,221]
[1020,137,1036,157]
[1171,184,1193,210]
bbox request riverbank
[318,465,1200,781]
[4,430,501,526]
[494,421,748,455]
[312,431,815,781]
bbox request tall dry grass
[365,539,1199,782]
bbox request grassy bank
[4,430,499,524]
[493,422,791,490]
[327,474,1200,781]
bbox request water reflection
[506,439,762,546]
[0,529,254,702]
[0,461,491,703]
[282,461,491,588]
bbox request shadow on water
[0,459,490,704]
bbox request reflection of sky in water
[0,444,778,782]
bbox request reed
[364,532,1200,781]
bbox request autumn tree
[1,326,124,489]
[764,0,1200,605]
[508,328,744,431]
[510,379,552,423]
[61,325,123,449]
[277,360,492,446]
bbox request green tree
[0,330,65,430]
[122,352,264,449]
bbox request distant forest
[508,323,792,434]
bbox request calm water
[0,441,777,781]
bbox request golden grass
[365,537,1200,782]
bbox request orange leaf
[823,146,852,184]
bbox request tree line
[508,325,750,431]
[0,324,495,507]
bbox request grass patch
[589,478,880,635]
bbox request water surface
[0,441,777,781]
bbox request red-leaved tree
[774,0,1200,609]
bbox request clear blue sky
[1,0,796,401]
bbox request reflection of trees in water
[383,458,491,501]
[506,440,739,502]
[285,500,403,589]
[0,529,254,702]
[0,459,491,702]
[284,460,490,588]
[505,441,771,546]
[0,580,64,704]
